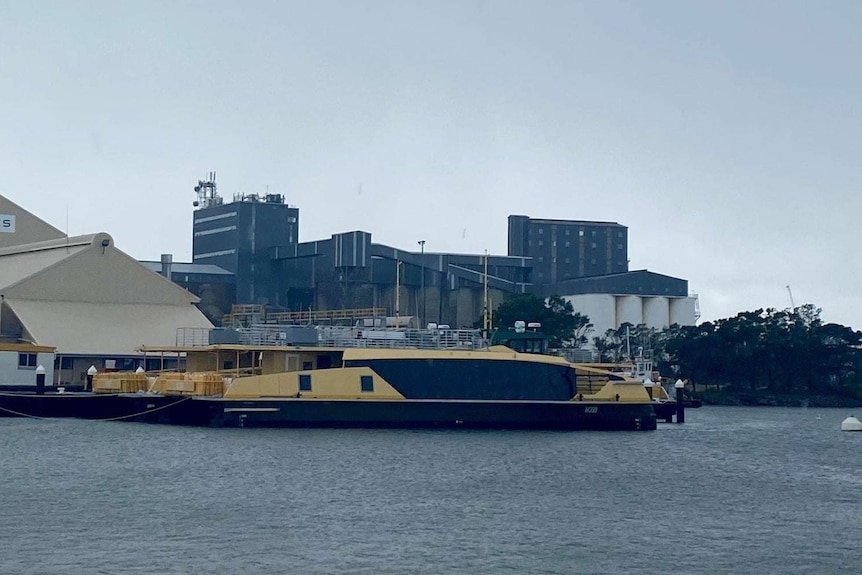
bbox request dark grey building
[170,177,692,330]
[508,215,628,284]
[276,230,531,328]
[532,270,688,299]
[191,177,298,306]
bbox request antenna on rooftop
[786,285,796,311]
[193,171,223,210]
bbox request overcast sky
[2,1,860,328]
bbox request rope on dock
[0,395,193,422]
[97,396,192,422]
[0,405,50,419]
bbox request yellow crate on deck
[152,372,224,396]
[92,372,149,394]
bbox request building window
[552,241,556,247]
[591,259,596,265]
[565,258,570,263]
[538,240,543,247]
[538,228,544,235]
[538,257,544,262]
[578,230,584,237]
[299,374,312,392]
[552,257,556,263]
[361,375,374,392]
[565,241,570,247]
[18,353,37,369]
[591,243,596,249]
[618,231,623,238]
[617,244,623,250]
[54,357,74,370]
[565,229,570,236]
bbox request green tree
[661,304,862,401]
[491,294,592,348]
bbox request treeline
[491,295,862,401]
[595,305,862,401]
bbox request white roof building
[0,195,212,368]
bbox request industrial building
[508,215,629,283]
[175,176,697,336]
[191,174,298,306]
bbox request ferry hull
[0,393,656,430]
[135,397,658,431]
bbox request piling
[674,379,685,424]
[36,365,46,395]
[86,365,98,392]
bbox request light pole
[418,240,426,328]
[395,259,402,328]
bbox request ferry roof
[139,344,341,354]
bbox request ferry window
[303,361,313,370]
[361,375,374,392]
[18,353,37,369]
[299,374,312,391]
[317,355,332,369]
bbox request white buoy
[840,416,862,432]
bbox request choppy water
[1,407,860,574]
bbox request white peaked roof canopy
[0,213,213,355]
[4,300,211,356]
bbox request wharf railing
[221,305,390,328]
[176,325,487,351]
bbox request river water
[1,407,860,574]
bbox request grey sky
[2,1,860,327]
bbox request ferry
[0,324,657,431]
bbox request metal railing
[176,325,488,351]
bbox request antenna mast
[482,251,489,340]
[786,285,796,311]
[193,171,223,209]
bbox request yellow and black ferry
[1,326,657,430]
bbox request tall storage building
[192,176,299,306]
[508,215,628,284]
